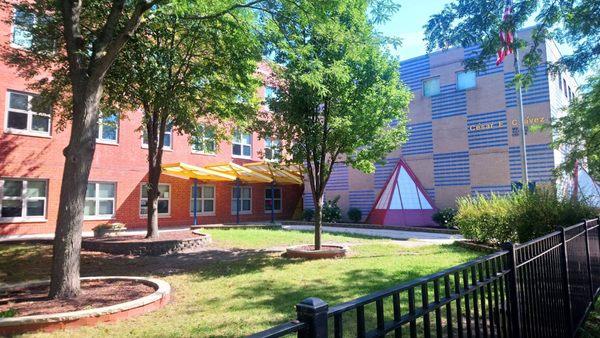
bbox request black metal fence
[248,218,600,338]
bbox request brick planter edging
[283,244,347,259]
[0,276,171,335]
[82,231,211,256]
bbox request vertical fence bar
[584,219,594,303]
[463,269,473,338]
[296,297,328,338]
[422,283,431,338]
[376,299,385,334]
[501,242,521,338]
[560,227,574,336]
[453,272,464,338]
[444,275,454,338]
[393,292,402,338]
[478,264,488,338]
[357,305,366,338]
[434,279,443,338]
[470,265,481,338]
[334,313,343,338]
[409,288,417,338]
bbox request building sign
[469,116,547,136]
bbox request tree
[256,0,412,249]
[552,74,600,181]
[106,9,261,238]
[1,0,275,299]
[423,0,599,82]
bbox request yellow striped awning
[162,162,236,181]
[243,161,303,185]
[203,162,273,183]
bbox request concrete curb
[0,276,171,335]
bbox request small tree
[257,0,412,249]
[107,9,261,238]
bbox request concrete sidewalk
[282,225,464,245]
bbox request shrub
[454,187,598,245]
[347,207,362,223]
[323,196,342,223]
[303,208,314,221]
[432,208,457,228]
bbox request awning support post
[193,178,198,226]
[236,178,241,225]
[271,181,276,224]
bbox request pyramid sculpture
[367,158,436,227]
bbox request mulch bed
[85,231,200,243]
[0,279,155,317]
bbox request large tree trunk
[145,111,164,239]
[146,165,161,239]
[49,85,101,299]
[313,194,324,250]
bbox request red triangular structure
[367,158,436,227]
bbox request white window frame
[231,186,252,215]
[84,182,116,220]
[264,138,281,162]
[139,183,171,218]
[232,130,252,159]
[191,125,216,155]
[0,178,47,223]
[189,184,216,216]
[11,6,35,49]
[422,77,440,97]
[141,124,173,150]
[96,115,119,144]
[456,70,476,90]
[264,187,282,213]
[4,91,51,137]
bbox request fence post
[296,297,328,338]
[560,227,574,336]
[583,219,594,303]
[502,242,521,338]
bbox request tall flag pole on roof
[497,0,529,186]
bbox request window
[140,184,170,216]
[0,179,47,220]
[231,186,251,214]
[97,114,118,143]
[142,122,172,149]
[232,130,252,158]
[191,125,216,154]
[558,73,563,90]
[568,87,573,101]
[264,138,281,161]
[456,71,476,90]
[190,185,215,215]
[563,79,568,97]
[5,91,51,136]
[11,7,34,49]
[264,86,276,109]
[422,78,440,97]
[85,182,115,219]
[265,187,282,212]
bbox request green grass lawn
[0,228,481,337]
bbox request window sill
[189,212,216,217]
[141,144,173,152]
[10,43,30,50]
[264,210,282,214]
[232,155,252,159]
[4,129,51,139]
[84,215,116,221]
[0,217,47,223]
[96,139,119,146]
[191,151,217,156]
[139,214,171,219]
[231,211,252,215]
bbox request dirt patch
[0,279,155,317]
[85,231,201,243]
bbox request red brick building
[0,7,303,235]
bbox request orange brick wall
[0,9,302,235]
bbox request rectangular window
[12,7,34,49]
[422,78,440,97]
[264,138,281,161]
[191,125,216,154]
[563,79,568,97]
[456,71,476,90]
[0,179,47,220]
[97,114,119,143]
[142,122,172,149]
[140,184,170,216]
[231,186,252,214]
[558,73,563,90]
[264,86,276,110]
[85,182,115,219]
[264,187,282,212]
[232,130,252,158]
[190,185,215,215]
[5,91,51,136]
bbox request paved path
[282,225,464,245]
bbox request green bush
[347,207,362,223]
[303,208,314,222]
[455,187,598,245]
[323,196,342,223]
[432,208,457,228]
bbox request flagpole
[513,31,529,186]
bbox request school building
[306,27,578,226]
[0,7,303,235]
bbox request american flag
[496,0,514,65]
